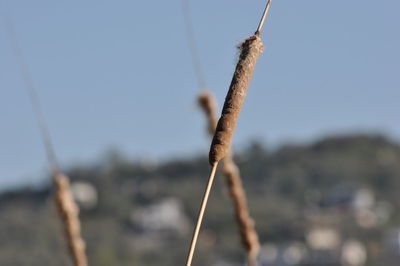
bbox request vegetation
[0,134,399,266]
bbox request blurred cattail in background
[54,173,88,266]
[3,14,89,266]
[198,91,260,266]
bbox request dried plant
[198,91,260,266]
[222,157,260,266]
[185,1,272,265]
[54,173,88,266]
[4,16,89,266]
[197,91,218,135]
[208,35,263,165]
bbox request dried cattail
[222,157,260,266]
[54,173,88,266]
[186,2,272,265]
[4,15,89,266]
[197,91,218,135]
[198,92,260,266]
[209,35,263,165]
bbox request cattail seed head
[222,157,260,265]
[54,173,88,266]
[197,91,218,135]
[199,90,261,264]
[209,35,263,165]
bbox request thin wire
[3,15,60,175]
[255,0,272,36]
[185,162,219,266]
[181,0,207,90]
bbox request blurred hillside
[0,134,399,266]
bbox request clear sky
[1,0,399,188]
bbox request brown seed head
[197,91,218,135]
[54,173,88,266]
[209,35,263,165]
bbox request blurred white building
[306,227,341,250]
[71,181,98,210]
[130,198,190,236]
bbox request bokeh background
[1,0,399,265]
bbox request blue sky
[1,0,399,188]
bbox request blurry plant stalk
[198,91,260,266]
